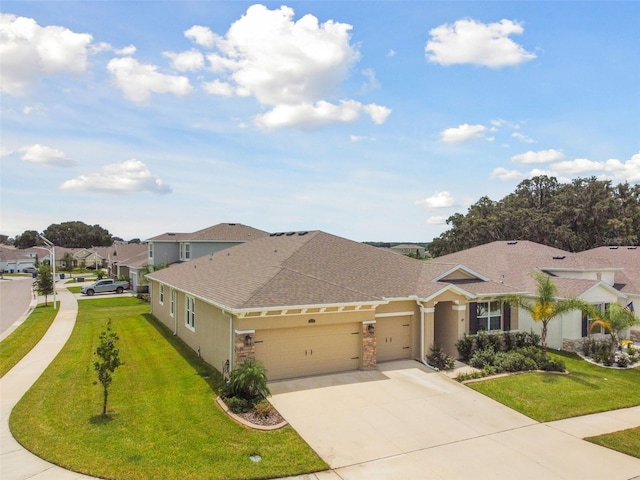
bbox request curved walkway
[1,285,639,480]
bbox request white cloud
[511,149,564,164]
[255,100,389,129]
[415,191,456,209]
[1,146,14,157]
[552,154,640,182]
[512,132,534,144]
[606,153,640,182]
[350,135,375,142]
[426,18,536,68]
[90,42,136,56]
[115,44,136,56]
[491,167,524,181]
[440,123,487,143]
[203,79,234,96]
[387,49,396,57]
[185,25,216,48]
[426,216,448,225]
[360,68,380,93]
[0,13,93,95]
[60,159,171,194]
[163,49,205,72]
[107,57,192,103]
[201,4,389,128]
[20,144,76,167]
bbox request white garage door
[254,323,361,381]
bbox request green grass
[0,303,58,377]
[586,427,640,459]
[467,350,640,422]
[10,297,326,480]
[66,286,82,293]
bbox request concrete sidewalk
[0,286,95,480]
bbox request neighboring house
[0,246,37,272]
[147,231,515,380]
[390,244,427,258]
[146,223,269,266]
[433,241,636,351]
[106,243,149,291]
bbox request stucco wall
[150,242,179,266]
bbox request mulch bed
[236,408,286,427]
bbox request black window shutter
[581,314,588,337]
[503,303,511,331]
[469,302,478,334]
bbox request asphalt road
[0,276,35,335]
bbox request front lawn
[467,350,640,422]
[10,297,327,480]
[0,303,58,377]
[587,427,640,459]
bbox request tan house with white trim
[146,234,638,381]
[147,231,516,380]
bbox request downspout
[418,300,439,371]
[173,290,178,336]
[223,310,234,372]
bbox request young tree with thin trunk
[33,264,54,306]
[93,321,123,417]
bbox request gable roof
[147,231,459,311]
[147,223,269,243]
[432,240,586,293]
[576,246,640,295]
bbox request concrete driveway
[269,360,640,480]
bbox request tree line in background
[12,221,114,249]
[429,176,640,257]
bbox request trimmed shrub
[226,358,270,402]
[469,347,496,369]
[538,357,566,372]
[225,396,249,414]
[253,399,275,418]
[616,352,631,368]
[455,334,474,361]
[494,351,538,373]
[427,345,456,370]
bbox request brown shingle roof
[576,246,640,295]
[147,223,269,243]
[148,231,429,310]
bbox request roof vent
[552,255,566,260]
[298,231,309,236]
[628,246,638,250]
[228,223,236,226]
[286,232,296,236]
[609,246,619,250]
[507,241,518,245]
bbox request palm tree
[587,303,639,364]
[506,272,587,360]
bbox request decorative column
[361,321,377,370]
[234,329,256,364]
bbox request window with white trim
[185,295,195,330]
[180,242,191,261]
[149,243,154,259]
[170,289,176,317]
[159,284,164,305]
[582,303,611,337]
[475,301,502,332]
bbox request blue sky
[1,1,638,242]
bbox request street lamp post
[39,235,57,310]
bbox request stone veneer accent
[631,329,640,343]
[361,321,376,370]
[234,330,256,364]
[561,337,586,353]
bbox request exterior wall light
[367,324,375,334]
[244,334,253,346]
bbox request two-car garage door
[254,323,361,381]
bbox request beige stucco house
[146,233,638,381]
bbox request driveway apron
[269,360,640,480]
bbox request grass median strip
[10,297,327,480]
[467,350,640,422]
[0,303,58,378]
[586,426,640,459]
